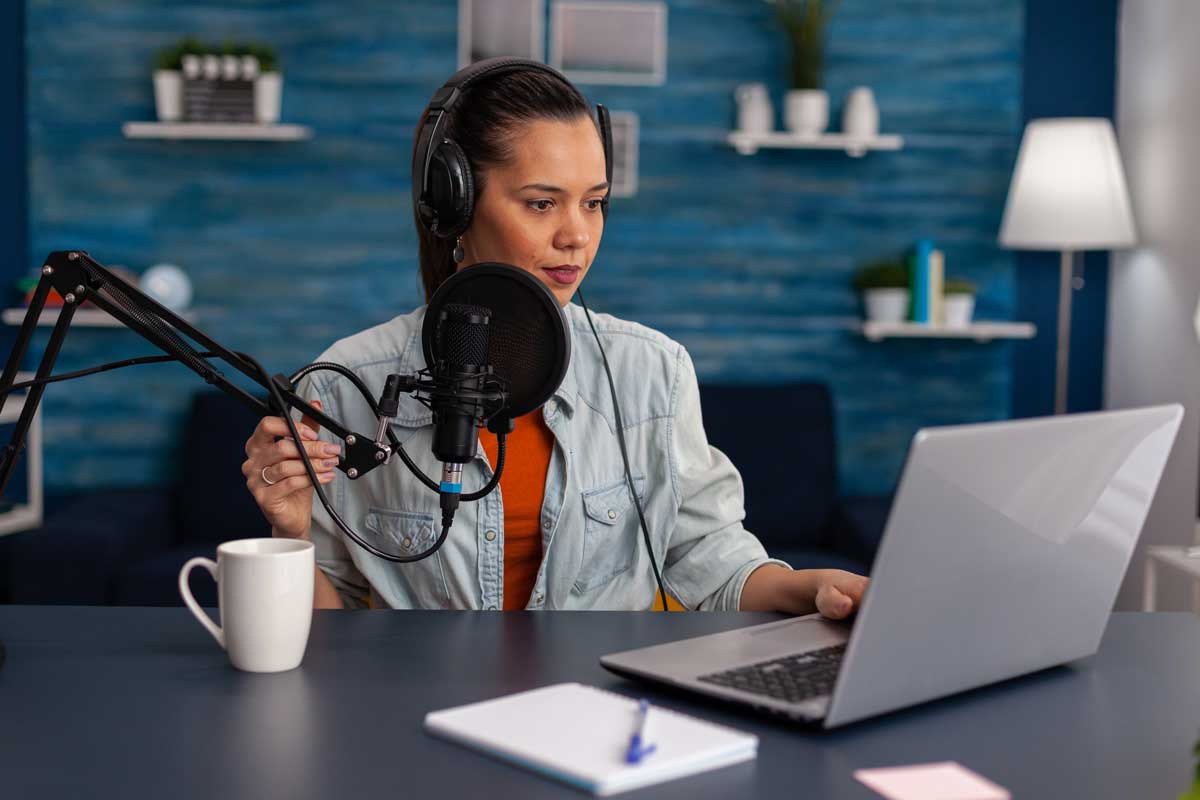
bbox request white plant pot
[254,73,282,124]
[784,89,829,137]
[240,55,260,81]
[944,294,975,328]
[221,55,240,81]
[153,70,183,122]
[863,288,910,323]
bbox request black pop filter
[423,263,570,423]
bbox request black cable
[3,352,221,393]
[576,290,671,612]
[0,346,501,562]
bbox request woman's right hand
[242,399,341,540]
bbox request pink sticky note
[853,761,1010,800]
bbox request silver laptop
[601,404,1183,728]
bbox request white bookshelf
[727,131,904,158]
[3,308,196,328]
[122,122,312,141]
[0,371,42,537]
[861,321,1036,343]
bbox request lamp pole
[1055,249,1075,415]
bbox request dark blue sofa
[2,383,889,606]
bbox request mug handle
[179,557,225,649]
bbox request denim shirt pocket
[364,507,450,606]
[574,475,647,593]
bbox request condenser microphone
[430,302,495,522]
[421,262,571,536]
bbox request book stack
[908,238,946,326]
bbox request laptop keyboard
[697,643,846,704]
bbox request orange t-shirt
[480,410,555,610]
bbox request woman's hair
[413,69,595,301]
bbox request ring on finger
[261,465,278,486]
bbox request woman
[241,61,868,616]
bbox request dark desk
[2,608,1198,799]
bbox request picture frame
[550,1,667,86]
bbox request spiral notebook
[424,683,758,796]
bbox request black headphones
[411,56,614,240]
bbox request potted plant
[770,0,838,136]
[853,261,910,323]
[943,278,977,328]
[153,43,184,122]
[252,44,282,124]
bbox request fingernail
[323,458,339,468]
[301,427,318,440]
[318,472,335,482]
[322,443,341,456]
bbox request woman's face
[458,115,608,306]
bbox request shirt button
[535,592,544,603]
[542,519,551,530]
[485,529,497,542]
[402,536,413,547]
[607,509,617,520]
[546,399,557,415]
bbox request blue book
[910,238,934,324]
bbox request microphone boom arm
[0,251,398,495]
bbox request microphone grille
[438,303,490,367]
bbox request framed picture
[458,0,546,68]
[550,1,667,86]
[608,111,639,197]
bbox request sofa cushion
[7,489,174,604]
[114,542,220,607]
[830,494,893,567]
[698,383,836,550]
[175,391,272,546]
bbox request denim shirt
[298,302,790,611]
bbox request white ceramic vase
[842,86,879,138]
[784,89,829,137]
[863,288,910,323]
[153,70,183,122]
[944,294,975,328]
[255,73,283,124]
[735,83,773,135]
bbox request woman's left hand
[740,565,870,619]
[809,570,869,620]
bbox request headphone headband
[412,57,612,240]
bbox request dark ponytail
[413,69,595,302]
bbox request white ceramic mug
[179,538,314,673]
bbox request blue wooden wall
[24,0,1022,496]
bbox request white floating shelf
[862,321,1036,343]
[727,131,904,157]
[3,308,196,327]
[122,122,312,141]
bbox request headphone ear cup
[426,138,475,239]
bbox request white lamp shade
[999,118,1138,250]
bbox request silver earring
[453,237,465,264]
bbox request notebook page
[424,683,758,795]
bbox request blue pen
[625,699,657,764]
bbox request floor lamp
[999,118,1138,415]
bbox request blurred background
[3,0,1196,612]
